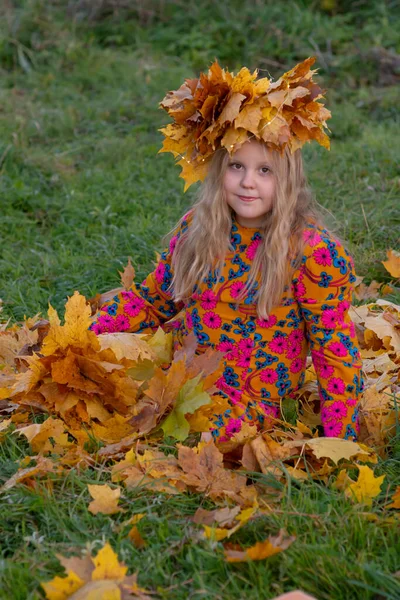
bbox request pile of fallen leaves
[0,253,400,599]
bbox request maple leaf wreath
[158,56,331,191]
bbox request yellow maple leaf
[345,465,385,506]
[332,468,354,492]
[41,542,152,599]
[146,327,173,365]
[382,249,400,278]
[17,417,71,454]
[41,570,84,599]
[42,292,98,355]
[87,484,123,515]
[91,543,128,580]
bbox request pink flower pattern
[200,289,218,310]
[230,281,245,298]
[203,311,222,329]
[246,237,262,260]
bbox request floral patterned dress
[90,211,364,442]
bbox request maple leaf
[119,257,136,290]
[16,417,72,455]
[386,486,400,509]
[248,434,297,476]
[350,299,400,352]
[0,322,39,366]
[128,524,146,549]
[0,455,62,493]
[202,505,258,541]
[42,292,98,356]
[91,414,137,444]
[161,373,212,441]
[358,385,398,449]
[285,437,370,465]
[146,327,173,365]
[41,542,152,599]
[87,484,123,515]
[382,249,400,278]
[332,468,354,492]
[223,529,295,562]
[129,360,186,436]
[177,441,257,506]
[193,506,241,527]
[344,465,385,506]
[187,392,231,433]
[97,332,156,364]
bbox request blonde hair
[167,142,326,320]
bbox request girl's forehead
[231,140,273,162]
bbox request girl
[90,57,364,443]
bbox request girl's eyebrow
[230,159,272,167]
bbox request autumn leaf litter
[0,255,400,597]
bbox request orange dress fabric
[91,211,364,442]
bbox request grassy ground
[0,1,400,598]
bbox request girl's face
[223,140,276,228]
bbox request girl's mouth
[238,195,258,202]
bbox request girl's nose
[241,169,256,188]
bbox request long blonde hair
[167,143,326,319]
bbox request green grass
[0,1,400,598]
[1,431,400,600]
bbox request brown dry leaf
[224,528,295,562]
[128,525,146,548]
[177,441,257,506]
[359,385,398,448]
[353,300,400,352]
[382,249,400,278]
[119,257,136,290]
[354,280,381,301]
[0,456,61,493]
[129,359,187,436]
[193,506,241,527]
[250,434,297,475]
[41,542,152,599]
[87,484,123,515]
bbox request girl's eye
[229,162,242,170]
[261,167,270,174]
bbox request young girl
[90,57,364,443]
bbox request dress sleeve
[293,226,364,441]
[90,211,192,335]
